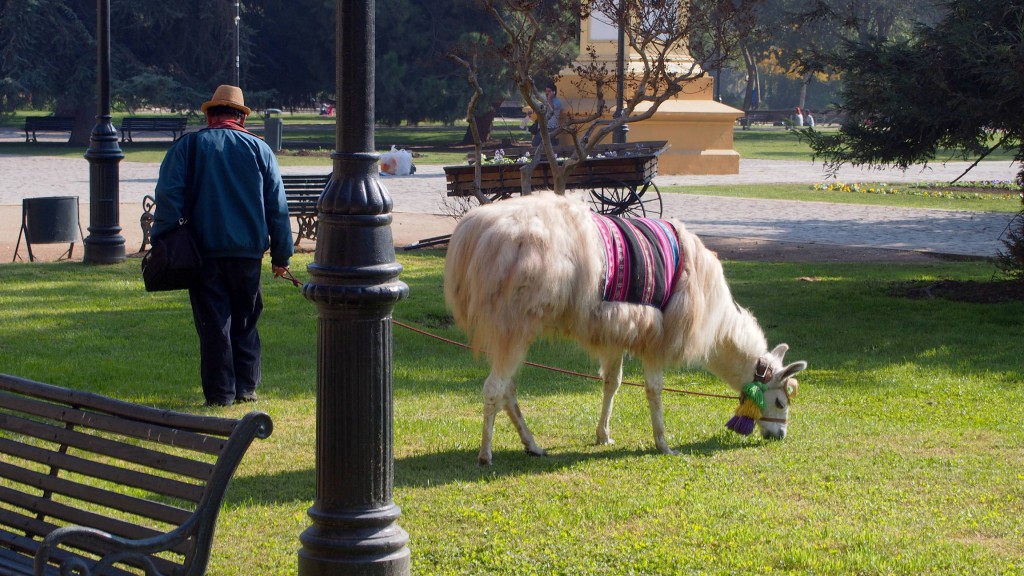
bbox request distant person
[792,107,804,128]
[804,110,815,128]
[152,84,294,407]
[543,83,565,146]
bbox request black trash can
[14,196,83,262]
[264,108,283,152]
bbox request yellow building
[556,11,742,175]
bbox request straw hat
[201,85,251,115]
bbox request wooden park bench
[0,373,273,576]
[119,117,188,143]
[138,174,330,252]
[23,117,74,143]
[738,109,793,129]
[282,174,329,247]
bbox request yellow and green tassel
[726,381,766,436]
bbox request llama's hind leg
[480,364,544,465]
[644,369,679,455]
[596,354,624,446]
[503,379,546,458]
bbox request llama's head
[727,344,807,440]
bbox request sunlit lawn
[1,252,1021,575]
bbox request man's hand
[272,265,289,278]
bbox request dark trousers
[188,258,263,405]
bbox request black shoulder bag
[142,135,203,292]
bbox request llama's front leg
[504,380,546,457]
[596,354,624,446]
[644,369,678,455]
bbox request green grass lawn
[1,252,1021,574]
[733,126,1020,163]
[661,182,1023,213]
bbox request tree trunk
[741,43,760,110]
[58,104,95,147]
[798,73,811,109]
[460,108,497,145]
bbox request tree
[0,0,243,144]
[799,0,1024,277]
[452,0,757,203]
[729,0,937,111]
[0,0,95,142]
[243,0,335,108]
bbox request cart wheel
[588,181,662,218]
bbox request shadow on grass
[228,433,749,507]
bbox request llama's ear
[770,343,790,362]
[781,360,807,380]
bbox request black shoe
[204,400,233,407]
[235,392,258,403]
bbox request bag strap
[181,133,199,222]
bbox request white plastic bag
[379,145,415,176]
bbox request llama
[443,193,807,465]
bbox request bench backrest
[120,117,187,129]
[24,117,74,130]
[282,175,330,215]
[282,175,330,194]
[0,374,272,576]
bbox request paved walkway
[1,152,1019,261]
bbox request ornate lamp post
[297,1,411,574]
[83,0,126,264]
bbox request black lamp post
[297,0,411,574]
[233,2,240,86]
[83,0,126,264]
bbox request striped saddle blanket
[592,213,683,310]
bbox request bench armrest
[35,525,187,576]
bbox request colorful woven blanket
[592,213,683,310]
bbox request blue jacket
[152,127,293,267]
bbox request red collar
[206,118,259,138]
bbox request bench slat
[0,534,139,576]
[0,540,51,575]
[0,460,193,526]
[0,389,226,456]
[0,376,240,436]
[0,504,180,569]
[0,436,205,503]
[0,485,184,552]
[0,412,216,486]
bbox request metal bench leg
[13,225,25,262]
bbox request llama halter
[591,213,683,310]
[726,358,797,435]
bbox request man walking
[152,84,293,407]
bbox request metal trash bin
[13,196,84,262]
[264,108,283,152]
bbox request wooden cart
[443,140,669,218]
